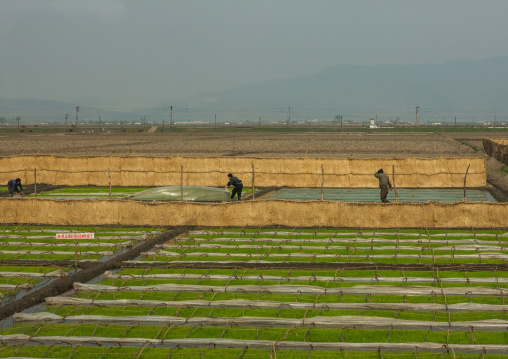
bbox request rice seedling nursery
[0,226,159,304]
[0,136,507,358]
[0,226,507,358]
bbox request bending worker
[224,173,243,201]
[7,178,25,197]
[374,169,392,203]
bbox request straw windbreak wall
[1,198,507,228]
[0,155,486,188]
[483,137,508,165]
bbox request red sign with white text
[56,233,95,239]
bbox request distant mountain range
[179,57,508,123]
[2,57,508,124]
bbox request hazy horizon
[2,1,508,110]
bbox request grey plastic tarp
[125,186,231,202]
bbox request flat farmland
[3,128,508,198]
[1,129,508,358]
[0,130,493,158]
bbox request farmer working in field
[374,169,392,203]
[7,178,25,197]
[225,173,243,201]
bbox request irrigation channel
[0,227,508,358]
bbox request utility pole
[75,106,79,128]
[259,117,261,126]
[415,106,419,126]
[65,114,69,126]
[214,114,217,129]
[170,106,173,127]
[340,115,343,131]
[288,106,291,128]
[16,116,20,129]
[455,116,457,127]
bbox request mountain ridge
[2,57,508,123]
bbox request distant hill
[2,57,508,124]
[178,57,508,122]
[0,98,153,125]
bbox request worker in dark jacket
[224,173,243,201]
[374,169,392,203]
[7,178,25,197]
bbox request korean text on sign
[56,233,95,239]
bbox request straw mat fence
[0,155,486,188]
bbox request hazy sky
[1,0,508,109]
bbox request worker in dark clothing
[7,178,25,197]
[224,173,243,201]
[374,169,392,203]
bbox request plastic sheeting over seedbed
[267,188,497,202]
[125,186,231,202]
[0,226,161,304]
[5,227,508,358]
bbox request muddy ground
[0,131,491,158]
[1,130,508,197]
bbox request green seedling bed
[27,186,151,199]
[2,227,508,358]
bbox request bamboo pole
[108,168,112,199]
[74,238,78,272]
[0,242,129,249]
[188,230,501,238]
[46,297,508,313]
[321,164,324,200]
[252,163,255,200]
[144,250,508,261]
[0,270,66,278]
[180,165,184,201]
[464,164,470,201]
[160,243,506,252]
[392,165,398,202]
[102,272,508,284]
[177,236,504,245]
[0,334,507,353]
[0,250,113,256]
[14,312,508,331]
[74,282,508,297]
[34,168,37,198]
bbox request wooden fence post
[180,165,184,201]
[34,168,37,198]
[108,169,112,199]
[464,164,470,201]
[252,163,255,200]
[74,237,78,272]
[392,165,398,203]
[321,164,324,200]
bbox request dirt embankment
[447,134,508,200]
[485,157,508,201]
